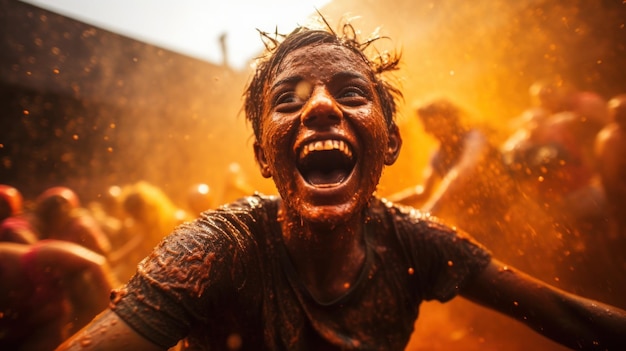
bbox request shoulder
[118,196,278,307]
[192,193,279,233]
[373,197,453,233]
[373,197,488,251]
[224,193,279,213]
[160,194,279,255]
[372,198,492,300]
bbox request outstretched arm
[55,309,164,351]
[422,130,489,213]
[460,258,626,350]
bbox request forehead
[273,43,373,82]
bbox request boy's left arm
[460,258,626,350]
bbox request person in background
[108,181,191,281]
[386,98,517,220]
[0,184,38,244]
[32,186,112,256]
[0,239,118,351]
[385,98,554,269]
[57,20,626,351]
[87,185,127,250]
[593,94,626,302]
[595,94,626,241]
[501,79,608,214]
[503,79,609,152]
[500,82,611,301]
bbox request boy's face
[254,42,401,225]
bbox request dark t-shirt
[111,194,491,350]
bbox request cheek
[260,119,294,165]
[265,122,290,150]
[357,128,389,171]
[358,109,389,146]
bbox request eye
[275,91,297,104]
[273,91,303,112]
[337,86,369,106]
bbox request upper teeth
[300,139,353,159]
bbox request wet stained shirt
[111,194,491,351]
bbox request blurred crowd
[0,163,255,350]
[389,80,626,350]
[389,80,626,306]
[1,79,625,350]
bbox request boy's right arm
[55,309,166,351]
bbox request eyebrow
[269,76,303,93]
[332,71,370,83]
[270,71,371,92]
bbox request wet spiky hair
[243,13,402,142]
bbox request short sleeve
[110,210,251,348]
[392,206,492,302]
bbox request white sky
[21,0,332,70]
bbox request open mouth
[297,139,356,187]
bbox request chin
[297,197,365,226]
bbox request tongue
[307,169,347,186]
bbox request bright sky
[21,0,332,70]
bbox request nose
[301,86,342,127]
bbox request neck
[280,206,368,302]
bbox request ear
[254,141,272,178]
[384,124,402,165]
